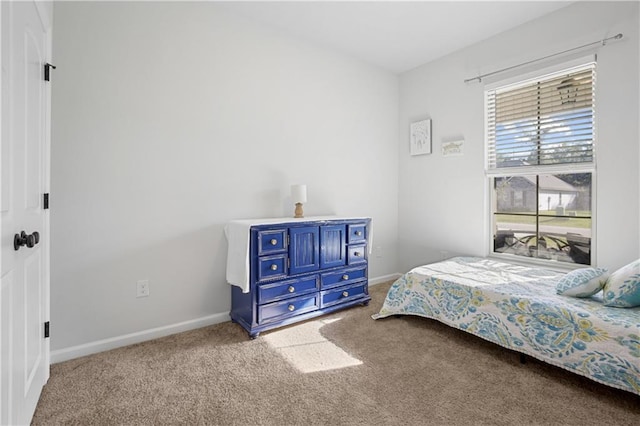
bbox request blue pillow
[603,259,640,308]
[556,267,609,297]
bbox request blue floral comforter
[373,257,640,395]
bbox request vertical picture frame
[410,119,432,156]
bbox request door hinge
[43,193,49,209]
[44,63,56,81]
[44,321,50,338]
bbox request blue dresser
[228,217,371,338]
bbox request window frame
[484,57,597,269]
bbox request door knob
[14,231,39,251]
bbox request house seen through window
[486,62,595,265]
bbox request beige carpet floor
[33,281,640,425]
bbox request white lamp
[291,184,307,218]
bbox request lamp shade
[291,184,307,204]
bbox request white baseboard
[369,273,402,285]
[51,273,402,363]
[50,312,230,364]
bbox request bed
[373,257,640,396]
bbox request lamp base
[294,203,304,218]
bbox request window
[486,62,595,265]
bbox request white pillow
[556,267,609,297]
[603,259,640,308]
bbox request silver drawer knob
[342,274,349,280]
[270,264,278,271]
[288,304,295,312]
[288,286,295,293]
[270,239,277,245]
[354,252,361,257]
[355,231,362,236]
[342,291,349,297]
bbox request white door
[1,0,51,424]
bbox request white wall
[51,2,399,352]
[397,1,639,272]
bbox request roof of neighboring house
[522,175,577,192]
[498,159,578,192]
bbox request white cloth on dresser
[224,216,372,293]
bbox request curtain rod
[464,33,623,84]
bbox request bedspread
[373,257,640,395]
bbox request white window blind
[487,63,596,170]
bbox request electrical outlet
[136,280,150,298]
[374,246,383,258]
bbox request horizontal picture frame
[442,139,464,157]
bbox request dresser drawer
[258,276,319,305]
[321,282,368,308]
[257,254,288,282]
[347,245,367,265]
[258,294,319,324]
[348,224,367,244]
[257,229,287,255]
[320,266,367,290]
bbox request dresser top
[227,215,370,227]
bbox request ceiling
[219,1,574,74]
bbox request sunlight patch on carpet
[263,317,362,373]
